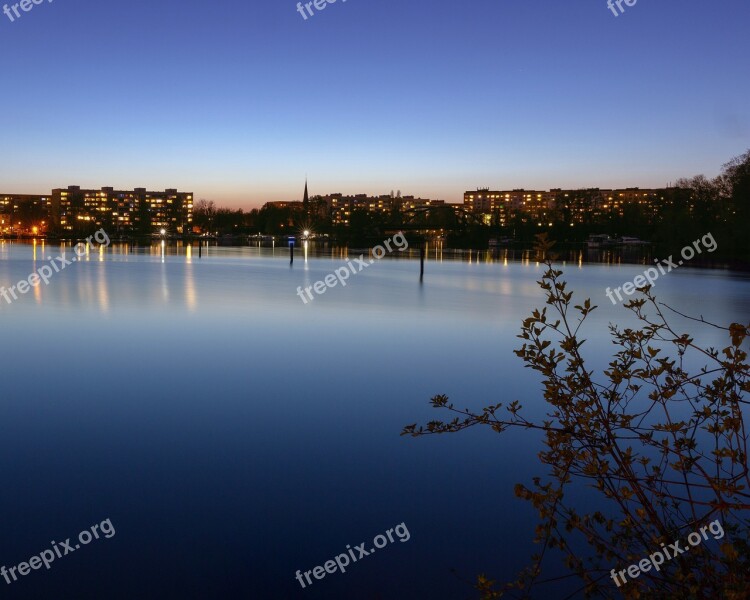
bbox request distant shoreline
[2,238,747,272]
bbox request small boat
[489,237,513,249]
[617,236,650,246]
[587,234,614,249]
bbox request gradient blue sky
[1,0,748,208]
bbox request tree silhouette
[404,235,750,599]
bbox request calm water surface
[1,242,748,599]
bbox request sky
[1,0,749,209]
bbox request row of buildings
[0,186,194,236]
[463,187,666,226]
[264,185,667,227]
[2,182,670,236]
[265,192,446,225]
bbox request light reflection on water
[0,238,697,267]
[0,242,748,599]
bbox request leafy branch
[403,234,750,599]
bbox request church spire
[303,178,309,216]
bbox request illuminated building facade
[464,189,557,225]
[50,186,193,234]
[465,187,665,226]
[0,193,50,235]
[321,194,445,225]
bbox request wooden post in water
[420,246,425,282]
[198,242,202,259]
[290,242,294,264]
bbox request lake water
[1,241,748,599]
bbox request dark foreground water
[0,241,748,599]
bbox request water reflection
[185,262,197,312]
[0,241,748,600]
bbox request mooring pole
[420,245,425,282]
